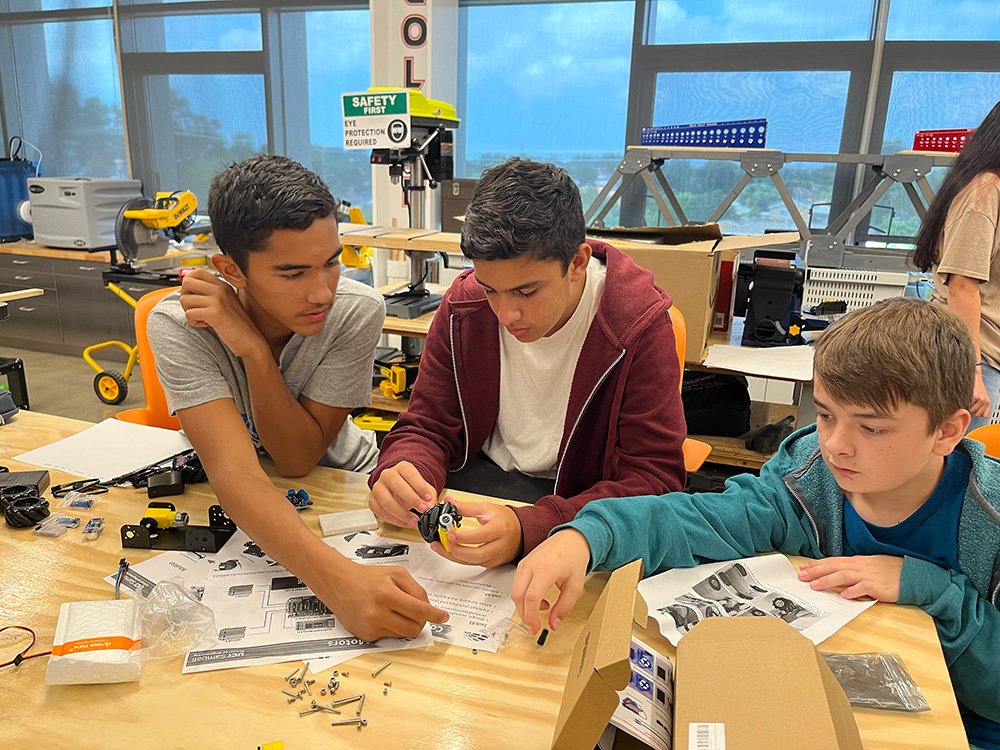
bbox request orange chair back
[115,286,182,430]
[968,423,1000,459]
[666,304,712,472]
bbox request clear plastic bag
[477,617,531,653]
[135,578,216,663]
[822,652,930,712]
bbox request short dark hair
[460,157,585,272]
[207,154,338,271]
[814,297,975,430]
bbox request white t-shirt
[483,259,607,477]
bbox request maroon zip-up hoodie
[369,240,687,554]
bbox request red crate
[913,128,975,153]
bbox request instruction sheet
[324,529,517,653]
[637,554,875,646]
[598,636,674,750]
[105,530,433,673]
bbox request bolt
[304,682,312,696]
[289,677,299,687]
[331,694,363,707]
[316,705,341,714]
[331,719,367,727]
[297,691,304,700]
[356,694,366,717]
[383,681,392,687]
[342,672,349,677]
[372,660,391,678]
[306,678,315,685]
[287,696,297,704]
[282,690,297,698]
[284,668,299,681]
[311,700,318,708]
[299,708,320,717]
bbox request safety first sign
[342,90,411,150]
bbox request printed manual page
[324,529,517,653]
[637,554,876,647]
[598,636,674,750]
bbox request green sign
[342,90,411,150]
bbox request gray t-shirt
[148,275,384,473]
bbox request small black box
[147,470,184,498]
[0,470,50,496]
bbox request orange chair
[115,286,182,430]
[667,305,713,473]
[968,423,1000,459]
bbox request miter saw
[113,190,211,266]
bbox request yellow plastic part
[379,364,410,399]
[341,207,372,269]
[257,744,284,750]
[352,409,398,432]
[124,191,198,229]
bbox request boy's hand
[429,499,523,567]
[179,269,267,359]
[368,461,437,528]
[972,370,992,418]
[511,529,591,635]
[323,561,449,641]
[797,555,903,602]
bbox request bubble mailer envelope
[45,599,142,684]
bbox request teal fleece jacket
[563,425,1000,722]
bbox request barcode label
[689,722,725,750]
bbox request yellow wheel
[94,370,128,405]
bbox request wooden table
[0,412,968,749]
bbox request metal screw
[299,707,320,717]
[289,677,299,687]
[282,689,297,698]
[331,719,367,727]
[311,700,318,708]
[304,681,312,696]
[383,687,388,696]
[306,678,315,685]
[284,667,299,681]
[342,671,349,677]
[356,694,366,717]
[331,694,363,707]
[316,705,341,714]
[383,681,392,687]
[287,696,297,704]
[372,660,391,678]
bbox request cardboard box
[674,617,863,750]
[713,249,740,333]
[552,560,646,750]
[556,562,862,750]
[607,232,800,363]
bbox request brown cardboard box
[674,617,863,750]
[607,232,800,363]
[551,560,646,750]
[713,249,741,333]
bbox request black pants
[446,452,555,504]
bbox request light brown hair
[814,297,975,430]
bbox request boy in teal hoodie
[513,297,1000,749]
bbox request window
[650,70,851,234]
[648,0,873,44]
[459,1,633,211]
[299,8,373,218]
[887,0,1000,41]
[0,17,126,177]
[132,13,262,52]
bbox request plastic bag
[477,617,531,653]
[822,652,930,712]
[135,578,216,663]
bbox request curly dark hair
[460,157,585,273]
[207,154,338,271]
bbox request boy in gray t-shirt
[148,155,448,642]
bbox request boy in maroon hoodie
[368,157,687,566]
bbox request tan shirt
[932,171,1000,368]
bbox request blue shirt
[842,450,1000,749]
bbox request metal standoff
[356,694,366,717]
[371,660,391,678]
[317,705,342,714]
[331,718,367,727]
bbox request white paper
[703,343,813,381]
[16,419,192,479]
[324,530,517,653]
[606,636,674,750]
[103,530,434,673]
[637,554,875,646]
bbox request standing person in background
[914,100,1000,432]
